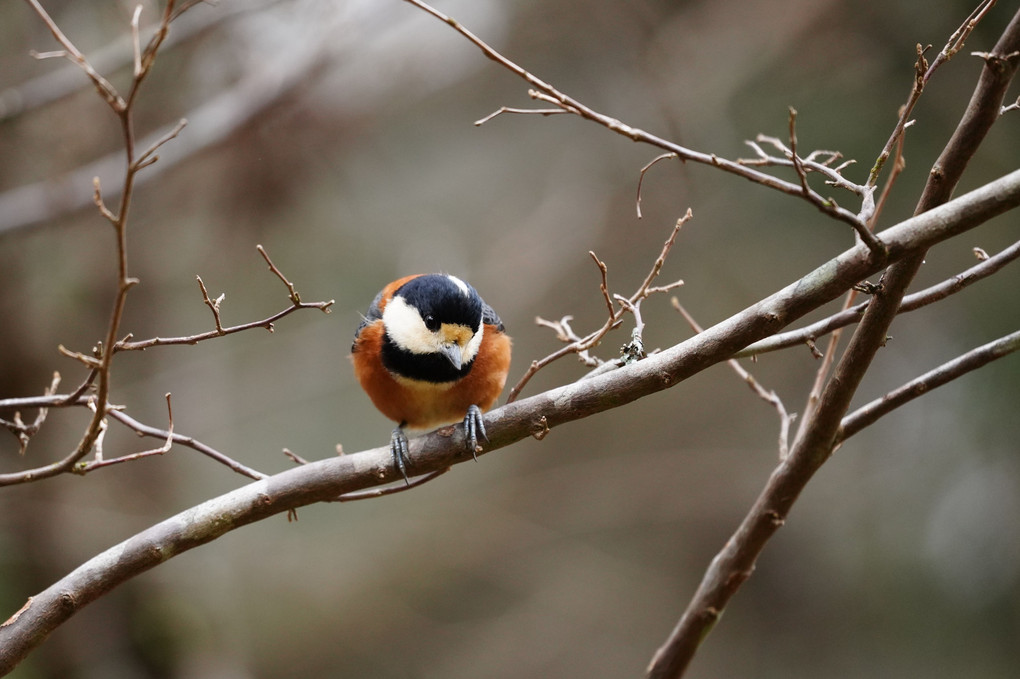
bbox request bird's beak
[441,343,462,370]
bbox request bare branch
[107,408,267,481]
[0,373,61,455]
[75,393,175,473]
[507,212,689,402]
[2,168,1020,667]
[650,8,1019,673]
[134,118,188,171]
[864,1,996,192]
[24,0,126,111]
[673,300,794,459]
[0,386,267,483]
[196,276,225,334]
[739,109,883,252]
[651,249,926,679]
[636,153,679,218]
[114,246,333,352]
[401,0,879,244]
[474,106,567,126]
[258,244,302,305]
[338,468,451,502]
[838,330,1020,441]
[740,137,862,197]
[1,2,331,237]
[739,238,1020,358]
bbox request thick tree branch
[648,249,926,679]
[2,172,1019,673]
[648,7,1020,676]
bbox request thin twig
[258,244,302,305]
[739,238,1020,358]
[591,252,614,319]
[673,300,794,458]
[76,393,176,473]
[0,373,62,455]
[283,448,311,465]
[338,468,451,501]
[22,0,184,488]
[196,275,225,333]
[402,0,875,243]
[870,119,910,227]
[838,329,1020,440]
[25,0,126,111]
[866,0,995,191]
[57,344,102,369]
[637,153,679,218]
[507,212,689,402]
[130,4,144,78]
[108,407,267,480]
[115,247,333,351]
[474,107,567,126]
[134,117,188,171]
[92,177,118,224]
[60,370,98,405]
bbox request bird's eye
[423,314,440,331]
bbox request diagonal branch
[2,170,1019,672]
[24,0,125,111]
[838,329,1020,441]
[107,408,267,481]
[403,0,876,246]
[738,237,1020,357]
[648,7,1020,677]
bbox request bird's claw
[464,404,488,462]
[390,427,411,485]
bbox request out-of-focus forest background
[1,0,1018,677]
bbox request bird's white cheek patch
[383,296,439,354]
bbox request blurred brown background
[1,0,1018,677]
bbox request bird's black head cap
[396,274,483,331]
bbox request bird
[351,274,512,483]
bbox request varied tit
[351,274,512,483]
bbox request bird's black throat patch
[381,335,475,383]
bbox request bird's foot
[464,405,488,462]
[390,427,411,485]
